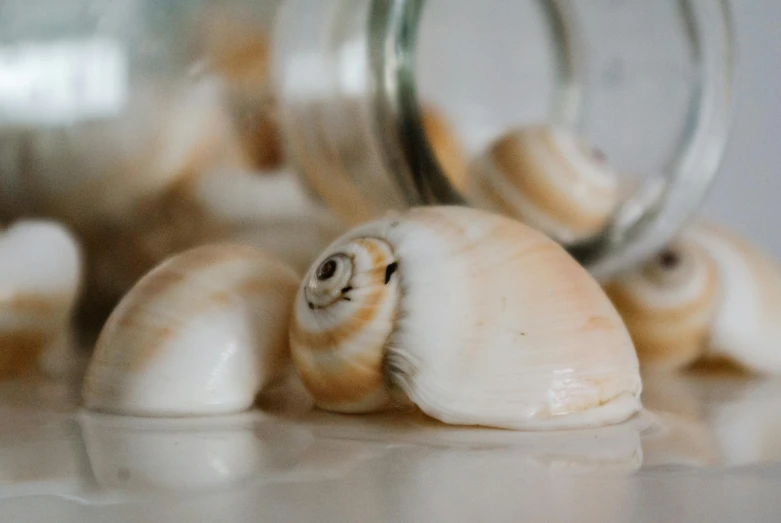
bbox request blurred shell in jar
[467,126,619,244]
[604,223,781,375]
[83,245,299,417]
[421,106,469,191]
[290,206,642,430]
[0,220,82,379]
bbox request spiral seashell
[604,222,781,375]
[83,244,300,416]
[603,233,720,371]
[0,220,82,379]
[467,126,619,244]
[290,206,642,430]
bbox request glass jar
[274,0,734,278]
[0,0,734,285]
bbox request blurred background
[701,0,781,257]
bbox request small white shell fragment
[0,220,82,379]
[290,206,642,430]
[83,244,300,417]
[467,126,619,244]
[605,222,781,375]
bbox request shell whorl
[290,237,400,413]
[468,126,618,244]
[606,223,781,375]
[291,206,642,430]
[83,244,300,416]
[604,237,720,370]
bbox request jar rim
[372,0,736,278]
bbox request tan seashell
[467,126,619,244]
[83,244,299,416]
[290,206,642,430]
[605,222,781,375]
[0,221,82,379]
[421,106,468,191]
[603,234,720,371]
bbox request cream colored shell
[290,206,642,430]
[83,244,299,416]
[467,126,619,244]
[605,222,781,375]
[0,220,82,379]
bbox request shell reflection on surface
[290,206,642,430]
[605,223,781,375]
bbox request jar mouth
[367,0,466,207]
[372,0,735,279]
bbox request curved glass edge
[582,0,736,279]
[379,0,735,279]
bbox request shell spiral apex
[290,206,642,430]
[83,244,300,417]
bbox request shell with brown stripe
[604,222,781,375]
[466,126,618,244]
[0,220,82,379]
[290,206,642,430]
[83,244,299,417]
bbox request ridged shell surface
[83,244,299,416]
[468,126,618,244]
[290,206,642,430]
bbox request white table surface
[1,372,780,523]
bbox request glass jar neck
[273,0,734,278]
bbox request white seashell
[467,126,619,244]
[290,206,642,430]
[0,220,82,379]
[604,222,781,374]
[603,231,720,371]
[82,244,300,416]
[705,379,781,466]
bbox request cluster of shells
[1,6,778,432]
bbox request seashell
[421,106,468,191]
[0,220,82,379]
[289,206,642,430]
[467,126,619,244]
[604,222,781,374]
[82,244,300,417]
[78,166,334,335]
